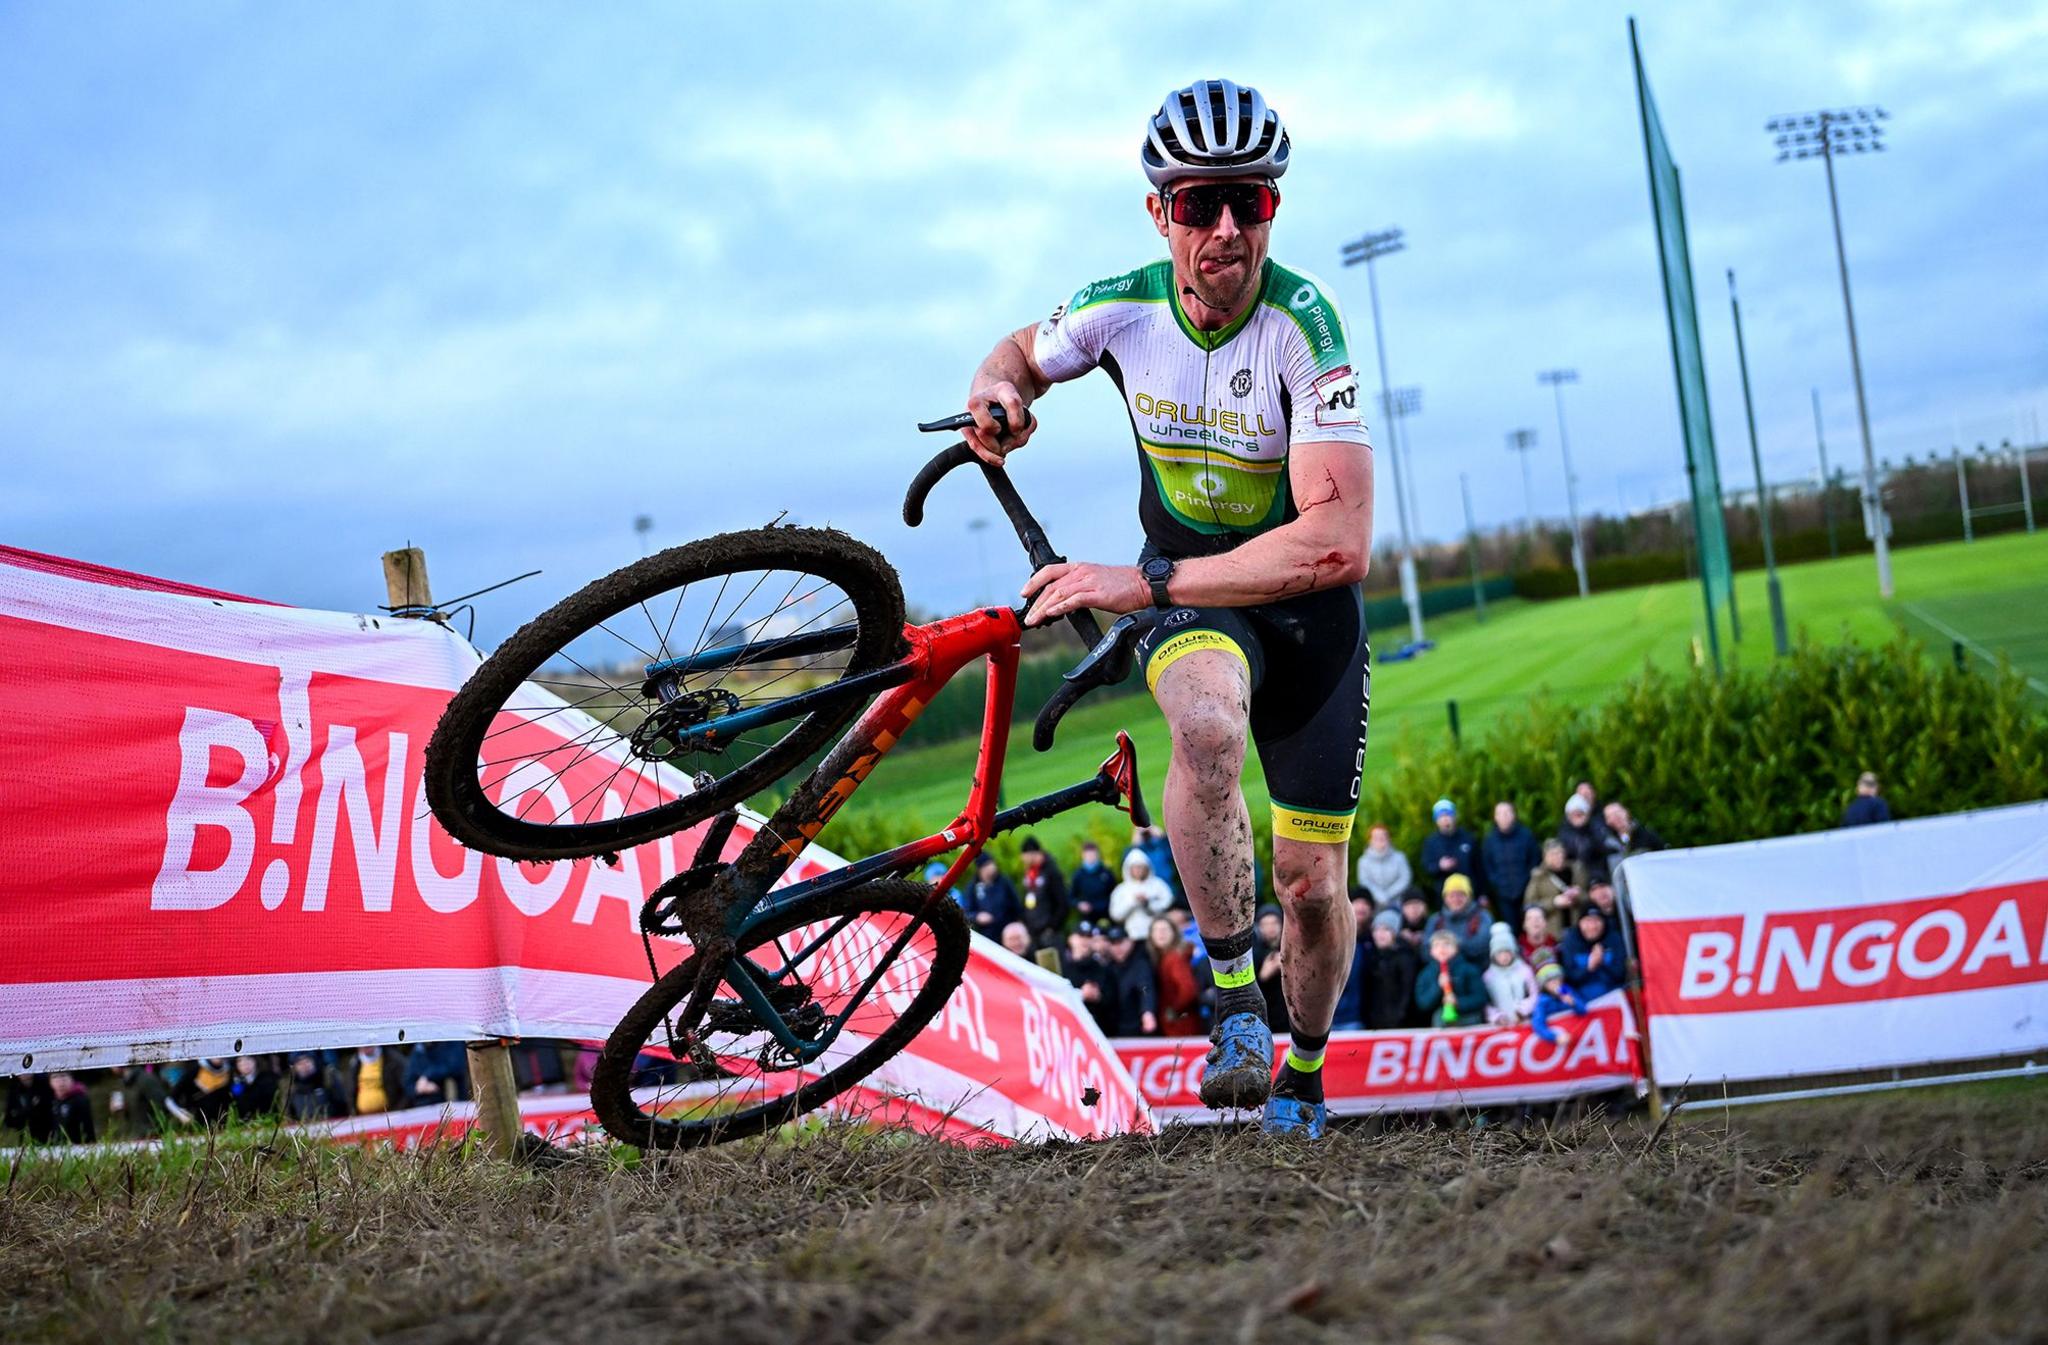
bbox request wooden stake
[381,546,522,1157]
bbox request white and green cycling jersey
[1034,258,1372,559]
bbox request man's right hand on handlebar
[962,381,1037,464]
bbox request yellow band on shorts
[1212,963,1257,990]
[1144,628,1251,693]
[1271,801,1357,844]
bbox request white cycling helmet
[1141,79,1291,188]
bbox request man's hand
[1021,561,1147,626]
[963,382,1037,465]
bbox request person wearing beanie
[1481,921,1537,1026]
[1531,959,1589,1043]
[1363,906,1421,1030]
[1422,873,1491,965]
[1557,793,1610,888]
[1420,799,1478,895]
[1560,906,1628,1000]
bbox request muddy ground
[3,1081,2043,1344]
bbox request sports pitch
[861,530,2048,854]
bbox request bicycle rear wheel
[425,527,903,861]
[590,879,970,1149]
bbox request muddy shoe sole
[1199,1055,1273,1110]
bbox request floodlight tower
[1341,228,1423,646]
[1769,106,1893,597]
[1506,429,1539,540]
[1537,369,1590,597]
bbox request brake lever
[1032,612,1147,751]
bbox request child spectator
[1561,907,1628,1000]
[1524,837,1581,937]
[1416,928,1488,1027]
[1354,823,1415,909]
[1110,849,1175,941]
[1479,801,1540,931]
[1068,841,1116,927]
[1364,909,1421,1030]
[925,860,964,909]
[1421,799,1478,894]
[1147,916,1207,1036]
[1131,825,1182,904]
[1481,923,1537,1026]
[1017,837,1068,946]
[1531,958,1589,1043]
[1519,904,1559,964]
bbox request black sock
[1274,1028,1328,1104]
[1203,926,1266,1025]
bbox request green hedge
[1357,635,2048,867]
[1363,575,1515,633]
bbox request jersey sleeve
[1032,284,1107,383]
[1275,271,1373,449]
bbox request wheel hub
[630,686,742,760]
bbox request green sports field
[851,530,2048,855]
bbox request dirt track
[3,1082,2043,1344]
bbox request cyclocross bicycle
[423,409,1153,1148]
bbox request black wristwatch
[1142,556,1176,609]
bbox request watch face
[1144,558,1173,580]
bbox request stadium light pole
[1341,228,1424,647]
[1459,472,1487,623]
[1727,269,1789,656]
[1382,385,1425,551]
[1811,389,1838,558]
[1770,106,1893,598]
[1506,429,1539,540]
[1537,369,1590,597]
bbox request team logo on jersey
[1289,283,1319,310]
[1229,367,1253,397]
[1045,301,1068,329]
[1192,470,1227,500]
[1163,608,1199,629]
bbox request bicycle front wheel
[424,526,904,861]
[590,879,970,1149]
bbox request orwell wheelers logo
[1228,367,1253,397]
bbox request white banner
[1623,800,2048,1088]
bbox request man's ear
[1146,192,1169,237]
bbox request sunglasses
[1160,181,1278,229]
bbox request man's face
[1147,174,1275,316]
[1081,845,1100,868]
[1403,897,1426,925]
[1257,912,1282,944]
[1590,883,1616,913]
[1001,925,1032,957]
[1604,802,1629,831]
[1579,912,1605,941]
[1351,897,1372,925]
[1369,826,1390,852]
[1494,802,1516,831]
[1089,931,1111,958]
[1436,813,1455,834]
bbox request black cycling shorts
[1132,573,1371,846]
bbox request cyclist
[957,79,1374,1138]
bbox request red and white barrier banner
[1623,801,2048,1087]
[1116,993,1642,1121]
[0,545,1147,1142]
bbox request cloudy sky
[4,1,2043,640]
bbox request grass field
[846,530,2048,858]
[4,1079,2042,1342]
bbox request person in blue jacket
[1530,958,1589,1043]
[1415,928,1489,1027]
[962,854,1022,937]
[1420,798,1478,896]
[1559,906,1627,1000]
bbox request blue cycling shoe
[1199,1012,1273,1110]
[1260,1094,1328,1139]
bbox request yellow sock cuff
[1283,1047,1325,1073]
